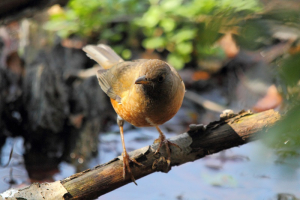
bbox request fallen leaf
[192,71,210,81]
[253,85,282,112]
[218,32,239,58]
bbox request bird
[83,44,185,184]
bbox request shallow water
[1,126,300,200]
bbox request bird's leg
[154,125,181,167]
[117,116,142,185]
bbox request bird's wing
[83,44,123,69]
[96,61,142,103]
[97,69,122,103]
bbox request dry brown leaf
[253,85,282,112]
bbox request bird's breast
[111,81,185,127]
[111,95,151,127]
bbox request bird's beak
[135,75,150,84]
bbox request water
[0,137,28,192]
[1,127,300,199]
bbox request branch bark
[0,109,281,200]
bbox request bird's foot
[154,137,181,167]
[122,151,143,185]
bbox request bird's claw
[154,138,181,154]
[122,152,143,185]
[154,138,181,168]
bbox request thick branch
[0,109,280,200]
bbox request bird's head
[135,59,183,99]
[135,59,171,86]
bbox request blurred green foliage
[45,0,148,38]
[264,54,300,160]
[136,0,262,68]
[245,8,300,160]
[45,0,262,69]
[230,4,300,160]
[44,0,149,59]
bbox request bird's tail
[83,44,123,69]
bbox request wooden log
[0,109,281,200]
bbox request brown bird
[83,44,185,184]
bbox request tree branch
[0,109,280,200]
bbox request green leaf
[171,29,196,44]
[122,49,132,60]
[142,37,165,49]
[161,0,183,12]
[110,33,122,42]
[160,18,176,32]
[137,6,163,28]
[167,53,185,69]
[280,54,300,86]
[220,0,262,12]
[176,42,193,55]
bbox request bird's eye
[158,76,164,82]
